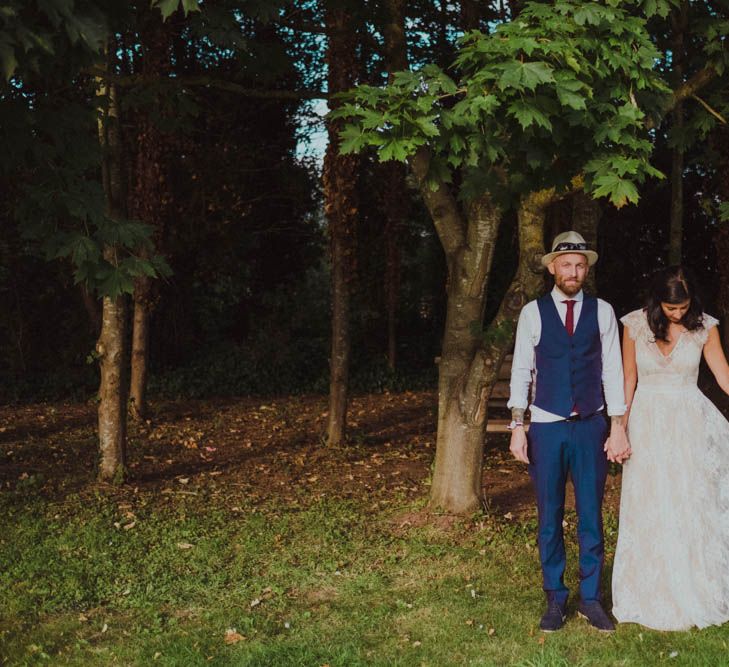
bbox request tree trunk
[382,0,409,370]
[410,148,552,513]
[408,149,490,512]
[713,125,729,349]
[130,281,151,420]
[128,11,174,421]
[96,53,128,483]
[97,281,128,482]
[431,191,549,513]
[572,191,601,292]
[79,283,102,335]
[669,115,684,265]
[668,2,688,265]
[324,4,360,446]
[461,0,481,31]
[382,168,405,370]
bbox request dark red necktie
[562,299,577,414]
[562,299,576,335]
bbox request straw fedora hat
[541,231,598,267]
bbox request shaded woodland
[1,0,728,510]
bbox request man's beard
[556,276,583,296]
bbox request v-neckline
[654,328,687,359]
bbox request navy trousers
[527,414,608,605]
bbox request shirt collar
[551,286,584,304]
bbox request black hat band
[553,242,588,252]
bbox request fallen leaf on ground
[224,629,245,645]
[177,542,194,550]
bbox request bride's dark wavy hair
[645,265,704,342]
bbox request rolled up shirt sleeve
[508,304,537,411]
[599,300,627,416]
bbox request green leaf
[339,124,366,155]
[555,76,587,110]
[151,0,181,20]
[0,40,18,80]
[507,100,553,131]
[469,94,499,115]
[413,117,440,138]
[96,265,135,298]
[149,255,173,279]
[719,202,729,223]
[592,173,639,208]
[498,61,555,92]
[565,54,581,73]
[181,0,201,16]
[63,11,107,50]
[573,4,607,26]
[379,138,408,162]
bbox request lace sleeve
[696,313,720,346]
[620,309,647,342]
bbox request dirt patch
[0,391,620,519]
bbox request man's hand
[509,427,529,464]
[604,416,631,464]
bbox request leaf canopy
[334,0,672,207]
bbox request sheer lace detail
[612,310,729,630]
[694,313,719,346]
[620,309,650,343]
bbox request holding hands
[605,415,631,464]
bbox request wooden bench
[434,353,526,433]
[487,354,531,433]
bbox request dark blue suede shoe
[578,600,615,632]
[540,600,566,632]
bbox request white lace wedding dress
[612,309,729,630]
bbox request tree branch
[647,64,718,130]
[408,147,466,260]
[89,68,328,100]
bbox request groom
[508,231,631,632]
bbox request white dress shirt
[508,286,627,422]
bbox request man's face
[548,253,589,296]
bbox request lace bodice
[620,309,719,390]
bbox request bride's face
[661,299,691,324]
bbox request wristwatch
[507,420,524,431]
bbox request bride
[612,265,729,631]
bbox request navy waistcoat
[533,294,603,417]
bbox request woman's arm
[622,327,638,426]
[703,326,729,395]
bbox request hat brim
[541,249,598,267]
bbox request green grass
[2,486,729,666]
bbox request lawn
[1,393,728,666]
